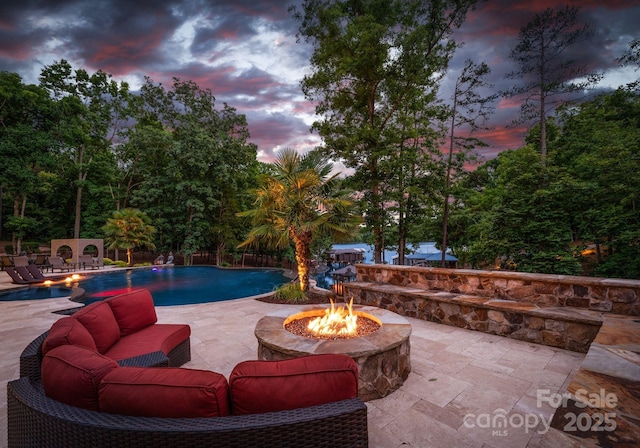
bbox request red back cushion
[229,354,359,415]
[42,317,97,355]
[42,345,118,411]
[107,289,158,336]
[72,301,120,353]
[99,367,230,418]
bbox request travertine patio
[0,270,590,447]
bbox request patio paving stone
[0,270,588,447]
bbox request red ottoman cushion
[42,345,118,411]
[73,301,120,353]
[103,323,190,362]
[42,317,97,355]
[99,367,230,417]
[107,289,157,336]
[229,354,359,415]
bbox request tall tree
[504,6,601,161]
[553,90,640,278]
[102,208,156,266]
[440,59,496,266]
[239,148,361,292]
[39,60,132,238]
[618,37,640,91]
[0,72,56,253]
[127,77,257,264]
[292,0,477,263]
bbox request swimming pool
[0,266,288,306]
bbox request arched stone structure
[50,239,104,265]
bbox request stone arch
[50,239,104,265]
[56,245,74,260]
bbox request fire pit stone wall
[255,305,411,401]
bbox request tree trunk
[0,184,3,241]
[74,146,91,239]
[372,179,383,264]
[442,95,457,267]
[74,183,83,238]
[539,45,547,162]
[292,230,312,292]
[12,194,19,254]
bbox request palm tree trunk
[292,230,312,292]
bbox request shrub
[273,283,308,304]
[22,242,40,253]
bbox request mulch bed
[257,294,334,305]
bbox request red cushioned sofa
[7,289,368,447]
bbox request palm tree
[239,148,361,292]
[102,208,157,266]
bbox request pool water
[0,266,288,306]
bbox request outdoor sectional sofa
[7,289,368,447]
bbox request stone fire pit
[254,304,411,401]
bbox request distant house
[328,248,366,265]
[393,252,458,268]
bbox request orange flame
[307,298,358,337]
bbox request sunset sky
[1,0,638,166]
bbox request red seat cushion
[107,289,157,336]
[99,367,230,417]
[229,354,359,415]
[103,324,190,362]
[42,345,118,411]
[72,301,121,353]
[42,317,97,355]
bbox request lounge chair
[12,256,30,267]
[78,254,100,270]
[0,255,14,271]
[15,266,44,283]
[33,254,50,272]
[5,267,37,284]
[25,265,47,281]
[49,256,75,273]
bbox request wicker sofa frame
[7,331,369,448]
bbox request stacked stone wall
[354,265,640,316]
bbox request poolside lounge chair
[5,267,38,284]
[25,265,47,281]
[15,266,43,283]
[1,255,14,271]
[79,254,100,270]
[12,256,30,267]
[49,256,75,273]
[33,254,50,272]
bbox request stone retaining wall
[344,282,602,352]
[352,265,640,316]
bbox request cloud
[0,0,637,163]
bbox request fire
[307,298,358,337]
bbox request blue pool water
[0,266,288,306]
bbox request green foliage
[239,148,361,291]
[504,6,602,158]
[449,89,640,278]
[273,282,308,304]
[292,0,477,263]
[123,78,257,264]
[39,59,133,239]
[102,208,156,266]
